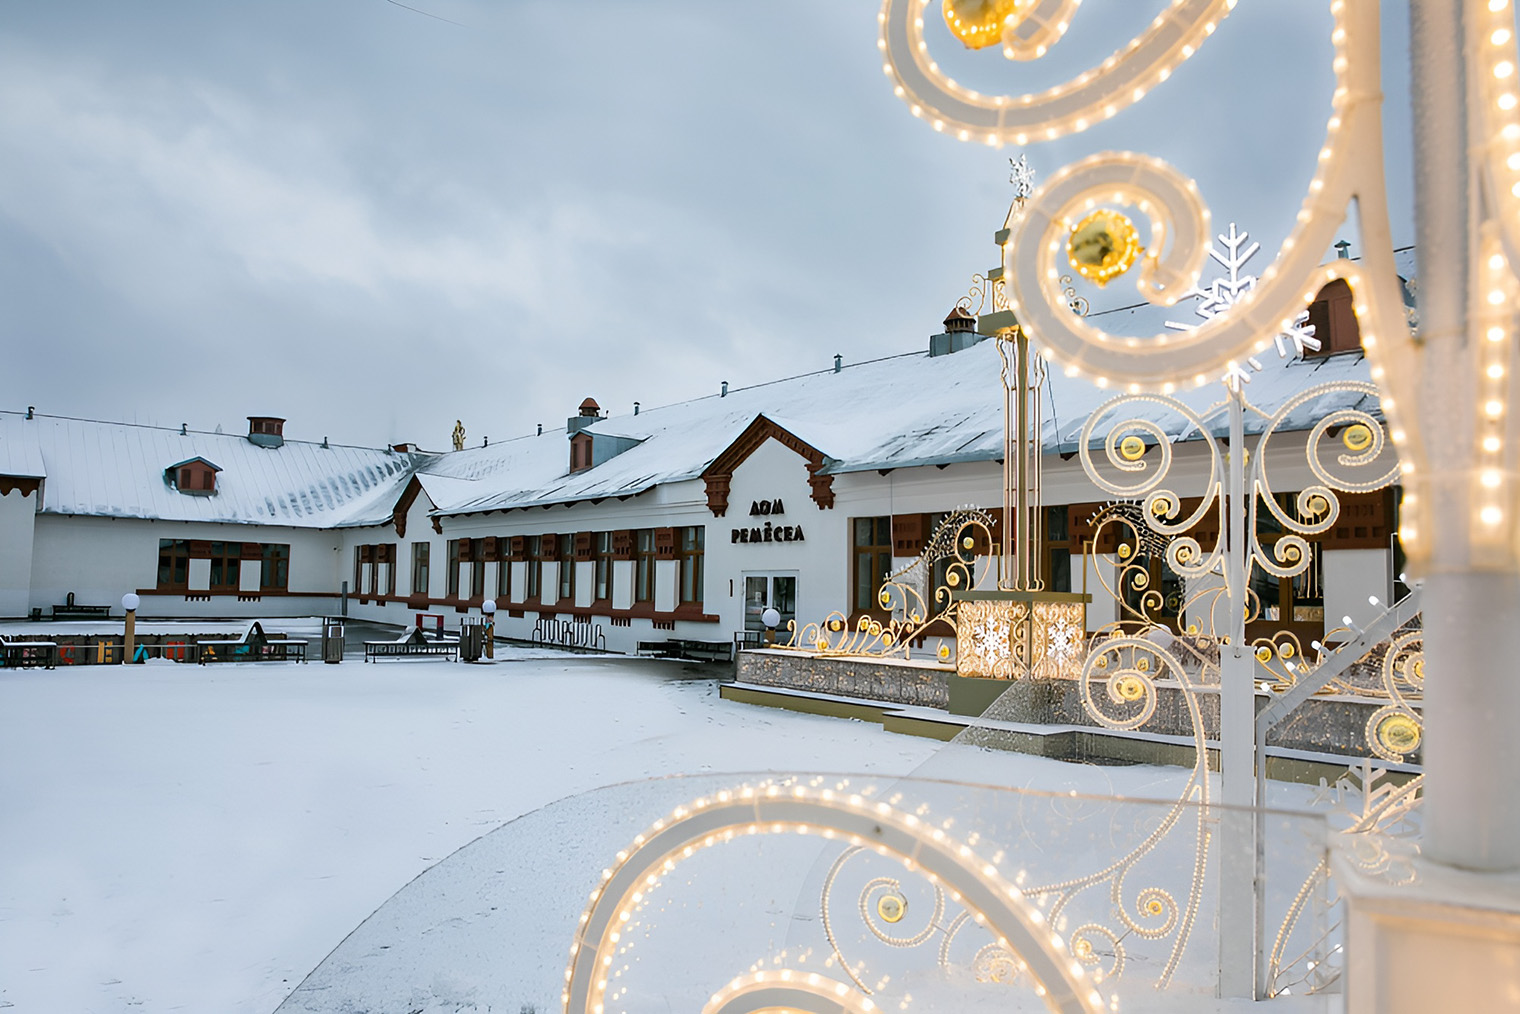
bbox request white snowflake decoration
[1164,223,1322,390]
[974,616,1010,661]
[1046,618,1082,662]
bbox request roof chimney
[568,397,602,434]
[634,401,640,416]
[721,381,729,397]
[930,305,986,357]
[833,354,842,373]
[247,416,286,448]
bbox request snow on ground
[0,656,1327,1014]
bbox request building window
[677,526,705,605]
[260,544,290,591]
[853,517,893,612]
[594,532,613,602]
[634,529,655,603]
[446,540,462,597]
[412,542,430,597]
[558,533,575,601]
[1044,506,1072,593]
[158,539,190,589]
[527,535,543,601]
[208,542,241,591]
[368,548,380,595]
[498,550,512,603]
[471,548,485,599]
[354,547,362,595]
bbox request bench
[197,638,308,664]
[364,628,460,662]
[636,638,734,663]
[51,604,113,619]
[0,635,58,669]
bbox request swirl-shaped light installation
[882,0,1425,552]
[562,781,1109,1014]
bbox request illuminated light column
[1410,0,1520,872]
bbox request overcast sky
[0,1,1415,451]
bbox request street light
[761,607,781,646]
[482,599,496,660]
[121,593,140,664]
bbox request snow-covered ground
[0,656,1331,1014]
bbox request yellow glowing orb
[947,570,961,586]
[1305,495,1329,516]
[1255,645,1274,663]
[877,892,907,923]
[881,632,895,647]
[1119,435,1146,461]
[879,589,892,607]
[1073,938,1094,959]
[1410,658,1424,681]
[962,535,975,550]
[1135,656,1150,672]
[1150,498,1171,516]
[1117,543,1132,559]
[1146,898,1166,916]
[1342,423,1374,451]
[1278,641,1296,660]
[1376,713,1422,755]
[941,0,1028,50]
[938,643,952,660]
[816,638,829,650]
[1068,209,1142,287]
[1115,675,1145,701]
[829,619,843,632]
[1176,546,1192,562]
[1094,655,1109,669]
[1187,623,1199,635]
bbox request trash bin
[321,618,345,664]
[459,621,484,663]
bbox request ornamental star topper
[1009,152,1036,207]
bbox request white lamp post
[482,599,496,659]
[121,592,140,664]
[761,606,781,646]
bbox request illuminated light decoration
[701,971,879,1014]
[942,0,1031,51]
[883,0,1425,528]
[880,0,1235,141]
[1067,209,1142,286]
[877,890,908,923]
[563,783,1107,1014]
[1342,423,1374,452]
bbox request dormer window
[570,432,594,473]
[166,457,222,496]
[1303,279,1362,357]
[247,416,286,448]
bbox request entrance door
[743,572,798,633]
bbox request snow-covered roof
[410,336,1377,518]
[0,412,417,527]
[5,291,1385,528]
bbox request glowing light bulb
[1483,470,1503,488]
[1485,436,1503,452]
[1482,505,1504,525]
[1487,399,1506,418]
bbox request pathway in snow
[0,656,1296,1013]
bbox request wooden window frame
[851,516,893,617]
[157,539,191,590]
[634,529,656,604]
[594,532,614,603]
[411,542,431,598]
[676,526,705,606]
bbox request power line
[382,0,467,28]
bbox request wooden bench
[636,638,734,663]
[364,628,460,662]
[0,636,58,669]
[197,638,308,664]
[51,604,113,619]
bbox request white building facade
[0,302,1401,655]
